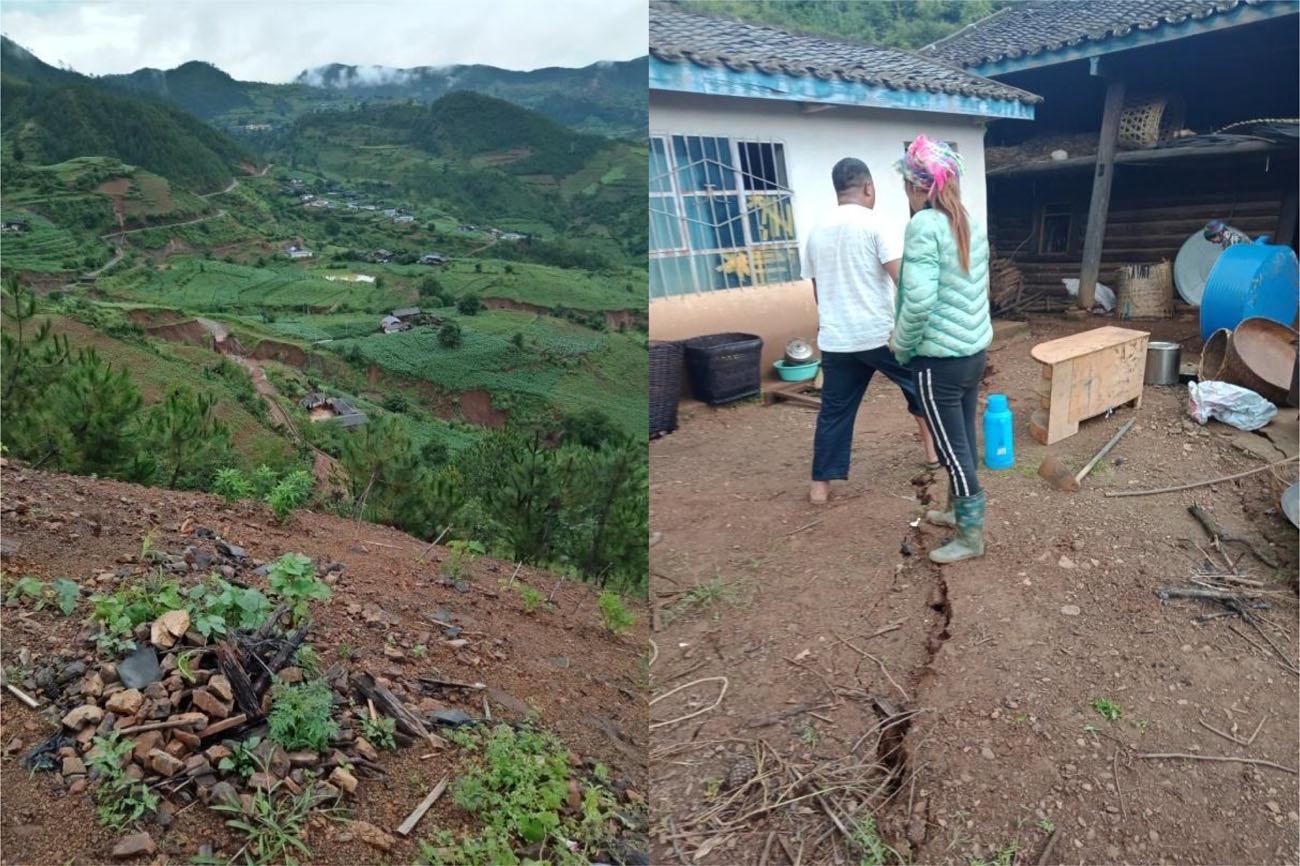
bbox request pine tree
[145,386,230,489]
[49,349,143,477]
[1,273,72,462]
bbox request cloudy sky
[2,0,647,82]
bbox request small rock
[112,832,156,859]
[190,688,231,719]
[131,731,164,763]
[62,704,104,730]
[1058,555,1076,569]
[117,647,162,689]
[148,749,185,777]
[62,755,87,776]
[277,666,303,684]
[215,539,246,560]
[207,675,233,703]
[150,610,190,650]
[205,744,233,763]
[980,746,996,760]
[287,750,317,768]
[382,645,405,661]
[82,672,105,698]
[351,820,396,852]
[330,766,358,793]
[431,708,475,727]
[247,772,276,791]
[1060,605,1081,617]
[206,781,239,805]
[353,737,379,763]
[106,688,144,716]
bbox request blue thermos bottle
[983,393,1015,470]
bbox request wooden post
[1275,184,1298,251]
[1078,77,1126,310]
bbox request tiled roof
[649,4,1040,105]
[923,0,1274,68]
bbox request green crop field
[328,308,645,435]
[0,211,113,272]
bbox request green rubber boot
[929,491,986,564]
[925,480,955,528]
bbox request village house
[380,314,408,334]
[297,392,366,427]
[370,249,395,264]
[419,252,450,265]
[499,231,527,241]
[647,4,1040,370]
[284,244,313,260]
[393,214,415,224]
[919,0,1300,309]
[1,218,29,233]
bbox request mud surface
[649,314,1299,865]
[1,466,646,865]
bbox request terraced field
[0,212,112,273]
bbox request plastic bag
[1061,278,1116,312]
[1187,380,1277,431]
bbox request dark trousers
[812,347,924,481]
[910,352,987,498]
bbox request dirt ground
[649,313,1299,866]
[0,467,647,865]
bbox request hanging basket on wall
[1117,94,1186,150]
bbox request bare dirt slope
[649,314,1298,866]
[0,465,647,865]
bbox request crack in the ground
[874,473,955,855]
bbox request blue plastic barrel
[983,393,1015,470]
[1199,238,1299,340]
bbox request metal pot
[1144,341,1181,385]
[784,338,815,366]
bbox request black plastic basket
[649,340,684,438]
[683,333,764,405]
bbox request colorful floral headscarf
[895,135,964,200]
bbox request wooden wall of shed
[988,153,1290,296]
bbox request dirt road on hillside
[649,314,1299,866]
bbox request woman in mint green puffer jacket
[890,136,991,565]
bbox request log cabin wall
[988,152,1290,298]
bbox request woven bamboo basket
[1118,94,1185,150]
[1116,260,1174,319]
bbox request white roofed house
[648,4,1040,372]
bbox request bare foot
[809,481,830,504]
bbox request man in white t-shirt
[805,157,939,504]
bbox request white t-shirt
[802,204,903,353]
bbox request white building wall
[650,91,990,262]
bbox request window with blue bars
[649,135,799,298]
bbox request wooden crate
[1029,326,1150,444]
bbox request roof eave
[965,1,1294,77]
[649,56,1036,121]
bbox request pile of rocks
[24,604,385,827]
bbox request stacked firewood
[989,257,1024,313]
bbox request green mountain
[277,91,645,261]
[99,56,647,138]
[1,37,251,192]
[294,58,647,136]
[101,60,255,119]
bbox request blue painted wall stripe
[968,3,1296,76]
[649,57,1036,121]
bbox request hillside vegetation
[1,37,251,192]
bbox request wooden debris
[0,671,39,709]
[1106,457,1297,497]
[352,673,446,749]
[396,775,448,836]
[1189,503,1279,568]
[215,642,263,720]
[251,623,310,694]
[199,714,249,740]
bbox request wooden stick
[415,526,452,562]
[395,775,448,836]
[1036,829,1060,866]
[2,680,39,709]
[505,562,523,590]
[199,713,249,740]
[1076,419,1135,483]
[1106,458,1297,498]
[1136,752,1297,774]
[117,717,210,736]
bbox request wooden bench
[1030,326,1149,444]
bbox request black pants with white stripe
[910,351,987,498]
